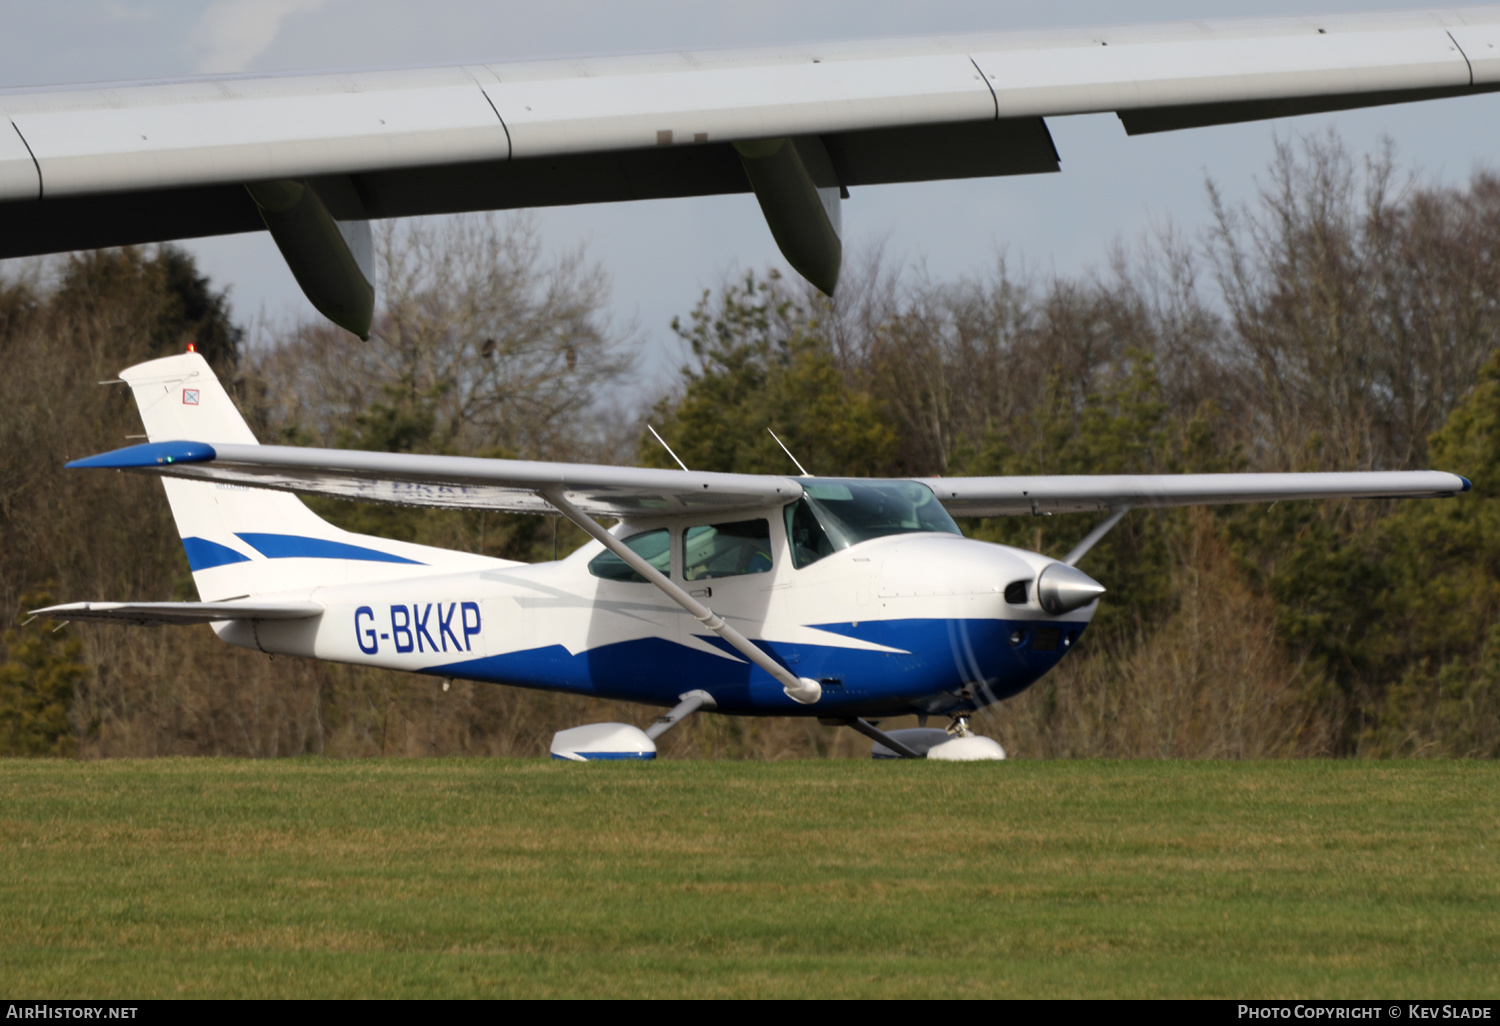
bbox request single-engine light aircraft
[4,8,1500,335]
[36,353,1471,759]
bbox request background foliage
[3,136,1498,758]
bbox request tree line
[2,133,1498,758]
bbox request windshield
[784,479,961,569]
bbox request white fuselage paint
[216,512,1094,718]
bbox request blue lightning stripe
[426,618,1084,715]
[235,533,424,565]
[181,536,252,571]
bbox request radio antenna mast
[647,424,690,472]
[767,428,811,477]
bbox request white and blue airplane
[10,7,1494,756]
[36,352,1470,759]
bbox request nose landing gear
[926,715,1006,760]
[856,714,1007,760]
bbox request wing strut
[539,487,823,705]
[844,718,923,759]
[645,689,717,740]
[1063,506,1133,566]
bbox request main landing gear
[549,690,715,761]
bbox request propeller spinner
[1036,563,1106,614]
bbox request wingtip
[27,603,75,617]
[66,440,217,470]
[1462,476,1473,492]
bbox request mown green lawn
[0,758,1495,998]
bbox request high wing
[3,7,1500,333]
[30,600,324,627]
[67,440,804,518]
[68,438,1468,518]
[920,472,1472,517]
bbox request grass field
[1,758,1496,998]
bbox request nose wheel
[851,713,1006,760]
[928,714,1006,760]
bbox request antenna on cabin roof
[767,428,811,477]
[647,424,690,472]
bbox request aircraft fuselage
[216,516,1094,719]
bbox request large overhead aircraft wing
[68,438,1467,519]
[4,7,1500,335]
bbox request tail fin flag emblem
[182,389,200,405]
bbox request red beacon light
[185,343,196,353]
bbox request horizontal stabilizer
[32,600,324,627]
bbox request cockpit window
[683,519,773,581]
[588,529,671,583]
[784,479,961,568]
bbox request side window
[588,529,671,583]
[683,520,773,581]
[784,499,835,569]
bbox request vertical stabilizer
[122,351,255,446]
[118,352,506,600]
